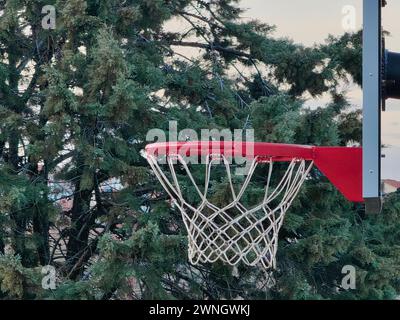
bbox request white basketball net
[147,152,313,269]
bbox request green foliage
[0,254,25,298]
[0,254,43,299]
[251,95,301,143]
[1,0,399,301]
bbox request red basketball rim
[145,141,363,203]
[145,141,315,162]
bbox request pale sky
[241,0,400,180]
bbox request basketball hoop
[146,141,362,269]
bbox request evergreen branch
[22,64,41,104]
[177,11,212,44]
[175,10,225,31]
[49,151,76,170]
[49,233,67,264]
[196,1,229,26]
[168,40,252,59]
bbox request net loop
[147,152,313,269]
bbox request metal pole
[363,0,382,213]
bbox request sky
[240,0,400,180]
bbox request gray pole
[363,0,382,213]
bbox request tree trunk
[65,154,96,279]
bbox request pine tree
[0,0,399,300]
